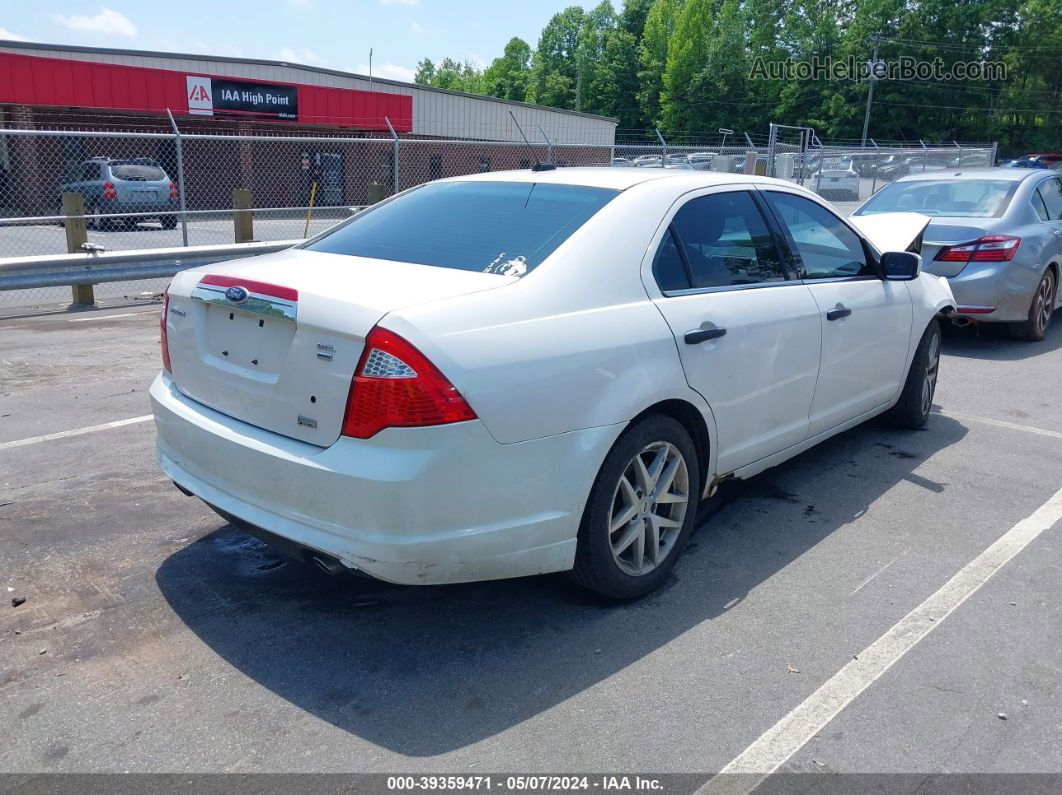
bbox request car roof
[894,167,1046,183]
[442,167,793,191]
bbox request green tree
[660,0,717,132]
[588,28,643,126]
[638,0,684,128]
[483,37,533,101]
[414,58,435,86]
[529,6,586,108]
[621,0,655,39]
[576,1,618,112]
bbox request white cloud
[381,0,418,6]
[50,7,137,37]
[0,27,27,41]
[278,46,323,64]
[354,61,416,83]
[410,21,440,34]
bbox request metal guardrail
[0,240,299,291]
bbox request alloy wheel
[921,329,940,417]
[608,441,690,577]
[1034,270,1056,337]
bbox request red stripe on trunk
[199,274,298,302]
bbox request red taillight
[342,327,476,439]
[934,235,1020,263]
[102,180,117,200]
[169,180,178,200]
[160,287,172,373]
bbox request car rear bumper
[150,373,622,585]
[939,261,1040,323]
[113,202,175,214]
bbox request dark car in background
[59,157,178,230]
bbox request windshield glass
[856,179,1018,217]
[305,181,619,275]
[110,162,167,181]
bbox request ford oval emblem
[225,285,249,304]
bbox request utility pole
[369,48,373,91]
[861,41,879,148]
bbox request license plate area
[201,304,295,377]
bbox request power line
[875,36,1062,54]
[877,99,1062,113]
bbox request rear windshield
[110,163,167,181]
[305,181,618,275]
[856,179,1018,218]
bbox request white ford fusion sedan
[151,168,954,598]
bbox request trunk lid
[166,248,513,446]
[920,218,1002,278]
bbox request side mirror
[881,251,921,281]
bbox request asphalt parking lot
[1,304,1061,786]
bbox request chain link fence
[0,124,996,309]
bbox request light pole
[861,42,879,148]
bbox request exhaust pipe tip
[951,315,974,328]
[310,554,347,576]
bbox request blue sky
[0,1,595,83]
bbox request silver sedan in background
[854,168,1062,340]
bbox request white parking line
[68,311,156,322]
[699,482,1062,794]
[0,415,153,451]
[937,409,1062,441]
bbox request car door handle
[684,327,727,344]
[826,306,852,321]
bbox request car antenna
[509,111,556,172]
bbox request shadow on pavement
[941,310,1061,361]
[156,413,967,756]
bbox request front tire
[1010,267,1056,341]
[570,415,700,599]
[885,318,941,429]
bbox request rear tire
[885,318,941,429]
[1009,267,1056,341]
[569,414,700,599]
[161,214,178,230]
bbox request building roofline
[0,39,619,125]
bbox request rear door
[644,187,822,474]
[1034,176,1062,263]
[760,189,912,436]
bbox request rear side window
[1032,191,1050,221]
[856,179,1017,218]
[305,181,618,275]
[110,162,167,181]
[765,192,871,280]
[1037,178,1062,220]
[670,191,786,288]
[652,228,690,291]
